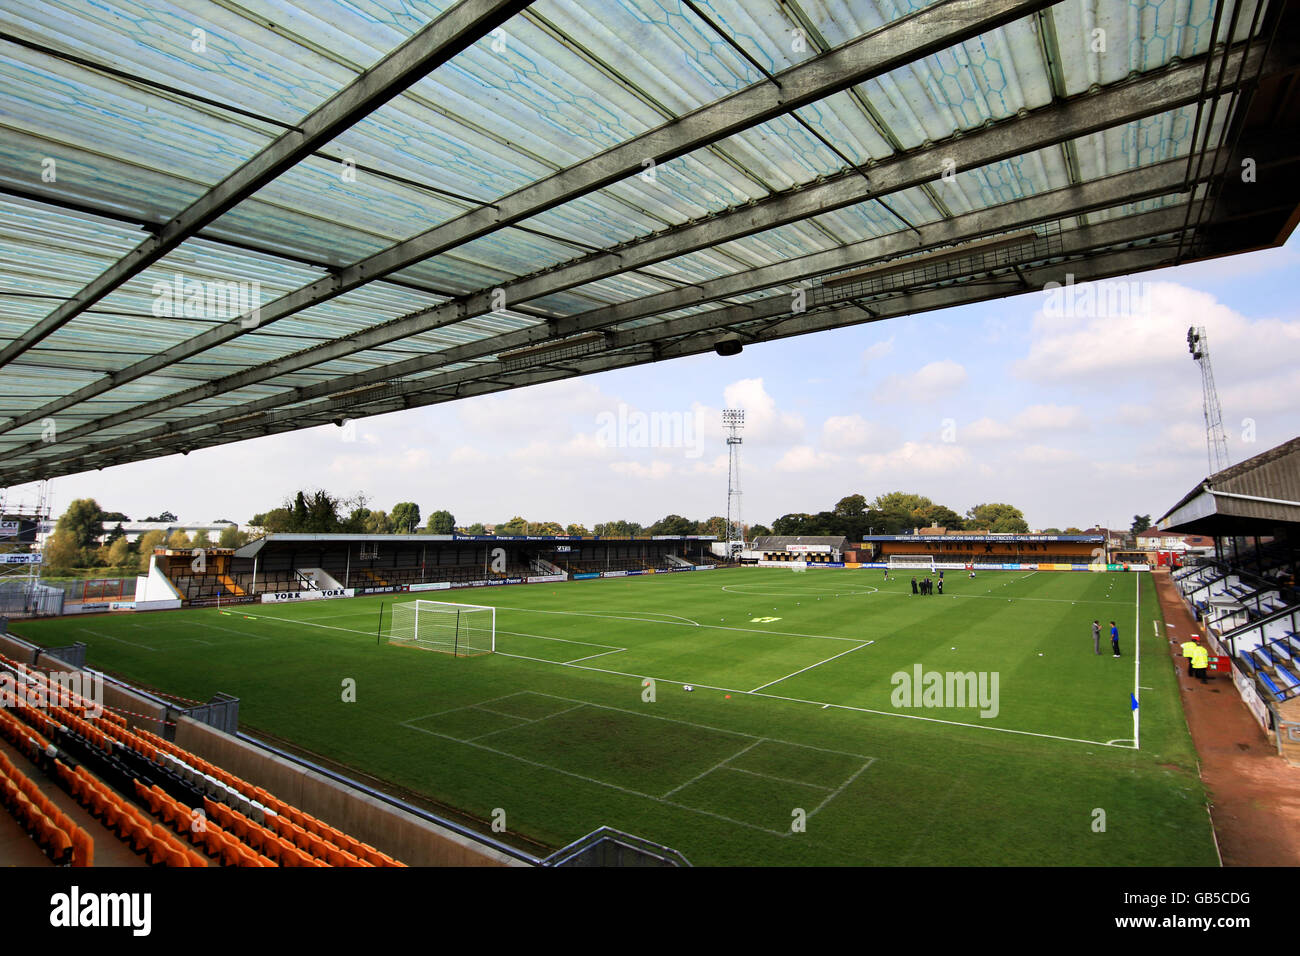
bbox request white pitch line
[489,605,864,644]
[563,647,628,664]
[464,703,588,742]
[726,766,834,792]
[399,719,789,837]
[804,758,878,821]
[662,738,765,798]
[1133,571,1141,750]
[495,654,1134,749]
[77,627,159,651]
[749,641,873,693]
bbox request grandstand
[863,532,1109,570]
[1159,436,1300,752]
[141,534,718,607]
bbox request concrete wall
[175,717,526,867]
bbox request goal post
[887,554,936,571]
[386,600,496,657]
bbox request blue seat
[1275,664,1300,689]
[1239,654,1255,673]
[1258,671,1284,699]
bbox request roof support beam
[0,201,1202,482]
[4,42,1261,458]
[12,240,1179,482]
[0,154,1210,469]
[0,0,1057,434]
[0,0,535,370]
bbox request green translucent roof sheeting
[0,0,1297,482]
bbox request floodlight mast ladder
[1187,327,1230,475]
[723,409,745,559]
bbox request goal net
[387,600,496,656]
[887,554,936,571]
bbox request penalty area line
[501,653,1134,749]
[749,641,873,693]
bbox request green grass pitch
[13,567,1217,866]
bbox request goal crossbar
[887,554,936,570]
[386,599,496,657]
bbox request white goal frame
[887,554,936,571]
[387,599,496,657]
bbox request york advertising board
[261,588,355,603]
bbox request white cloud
[962,417,1015,442]
[857,441,969,476]
[775,445,841,472]
[1014,444,1083,465]
[821,414,895,450]
[874,359,967,403]
[861,337,895,366]
[609,460,675,481]
[1012,404,1090,433]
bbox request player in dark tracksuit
[911,576,918,595]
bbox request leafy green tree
[871,492,934,515]
[496,516,528,536]
[565,523,589,536]
[594,520,643,537]
[107,537,131,567]
[1041,527,1062,534]
[528,520,565,536]
[966,502,1029,533]
[1064,527,1084,534]
[166,529,192,549]
[1131,514,1152,533]
[55,499,105,550]
[698,516,727,537]
[42,532,81,572]
[461,522,487,535]
[251,508,293,532]
[136,530,166,570]
[426,510,456,535]
[390,502,421,534]
[144,511,177,523]
[105,522,127,544]
[649,514,695,536]
[771,513,815,536]
[218,525,249,549]
[914,504,965,530]
[748,524,772,538]
[834,494,868,517]
[191,529,212,548]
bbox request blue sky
[20,234,1300,532]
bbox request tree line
[36,487,1120,576]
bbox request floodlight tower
[1187,327,1230,475]
[723,409,745,558]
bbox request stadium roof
[1158,434,1300,534]
[2,0,1299,484]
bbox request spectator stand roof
[1,0,1298,484]
[1158,434,1300,535]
